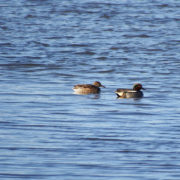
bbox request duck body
[73,81,105,94]
[115,83,145,98]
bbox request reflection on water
[0,0,180,179]
[116,97,144,101]
[73,92,101,99]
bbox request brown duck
[73,81,105,94]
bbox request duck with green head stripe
[115,83,145,98]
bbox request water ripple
[0,0,180,179]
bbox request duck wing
[116,88,132,92]
[73,84,94,89]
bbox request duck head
[133,83,145,91]
[93,81,105,88]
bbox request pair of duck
[73,81,145,98]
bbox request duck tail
[115,92,121,98]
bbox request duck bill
[142,87,146,90]
[101,85,105,88]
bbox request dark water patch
[0,42,14,47]
[69,43,89,47]
[97,69,115,73]
[75,50,96,56]
[0,63,45,68]
[83,137,127,142]
[96,56,107,60]
[0,62,68,72]
[0,147,66,152]
[123,34,151,38]
[24,14,36,19]
[110,46,119,50]
[0,174,55,179]
[30,41,50,47]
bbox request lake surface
[0,0,180,179]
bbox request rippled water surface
[0,0,180,179]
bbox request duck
[73,81,105,94]
[115,83,145,98]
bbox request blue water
[0,0,180,179]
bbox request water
[0,0,180,179]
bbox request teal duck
[115,83,145,98]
